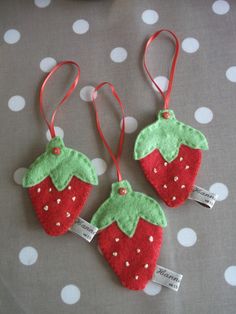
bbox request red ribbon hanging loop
[144,29,180,110]
[91,82,125,182]
[39,60,80,138]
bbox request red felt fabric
[98,218,163,290]
[28,176,92,236]
[139,145,202,208]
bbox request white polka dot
[19,246,38,265]
[212,1,230,15]
[224,266,236,286]
[194,107,213,124]
[110,47,128,63]
[152,76,169,93]
[34,0,51,8]
[143,281,162,296]
[142,10,159,25]
[14,168,27,185]
[120,117,138,134]
[182,38,199,54]
[80,85,96,102]
[226,66,236,83]
[61,285,80,304]
[177,228,197,247]
[209,183,228,201]
[8,96,26,112]
[40,57,57,72]
[91,158,107,176]
[46,126,64,141]
[4,29,21,44]
[72,19,89,34]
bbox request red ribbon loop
[91,82,125,182]
[144,29,180,110]
[39,60,80,138]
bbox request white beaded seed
[37,188,41,193]
[115,238,120,242]
[136,248,141,253]
[144,264,149,269]
[172,196,176,201]
[149,236,154,242]
[43,205,48,211]
[174,176,179,182]
[72,196,76,201]
[68,186,72,190]
[163,184,168,189]
[125,261,130,267]
[56,222,61,226]
[185,165,190,170]
[57,199,61,204]
[180,157,184,161]
[181,185,186,189]
[135,275,139,280]
[49,188,52,192]
[153,167,158,173]
[112,252,118,256]
[164,162,168,166]
[66,212,71,218]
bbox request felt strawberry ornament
[22,61,98,236]
[134,30,209,208]
[90,82,167,290]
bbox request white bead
[125,261,130,267]
[49,188,52,192]
[136,248,141,253]
[56,222,61,226]
[172,196,176,201]
[144,264,149,269]
[112,252,118,256]
[174,176,179,182]
[185,165,190,169]
[57,199,61,204]
[163,184,168,189]
[149,236,154,242]
[72,196,76,201]
[37,188,41,193]
[180,157,184,161]
[115,238,120,242]
[181,185,186,189]
[68,186,72,190]
[153,167,158,173]
[66,212,71,218]
[43,205,48,211]
[164,162,168,166]
[135,275,139,280]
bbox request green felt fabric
[134,110,209,163]
[91,180,167,237]
[22,136,98,190]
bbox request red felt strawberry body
[134,110,208,208]
[23,136,98,236]
[140,145,202,207]
[91,180,167,290]
[99,219,162,290]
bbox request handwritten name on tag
[188,185,218,209]
[152,265,183,292]
[70,217,98,242]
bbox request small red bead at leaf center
[118,188,127,196]
[52,147,61,155]
[162,111,170,119]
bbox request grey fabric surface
[1,0,236,313]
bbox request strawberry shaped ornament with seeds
[90,82,167,290]
[23,136,98,236]
[91,180,167,290]
[134,110,208,208]
[22,61,98,236]
[135,29,209,207]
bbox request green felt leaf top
[22,136,98,190]
[90,180,167,237]
[134,110,209,163]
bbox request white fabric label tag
[152,265,183,292]
[69,217,98,242]
[188,185,218,208]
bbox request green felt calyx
[91,180,167,237]
[134,110,209,163]
[22,136,98,190]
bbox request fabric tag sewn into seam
[70,217,98,242]
[188,185,218,208]
[152,265,183,292]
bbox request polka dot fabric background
[1,0,236,313]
